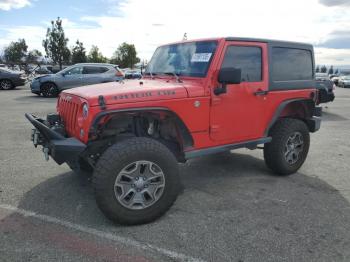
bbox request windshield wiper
[163,72,182,83]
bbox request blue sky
[0,0,350,65]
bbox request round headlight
[82,103,89,118]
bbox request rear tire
[264,118,310,175]
[93,137,180,225]
[0,79,13,90]
[41,82,58,97]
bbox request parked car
[0,68,26,90]
[315,72,329,81]
[330,75,340,86]
[26,37,322,225]
[338,75,350,88]
[124,69,142,79]
[30,63,124,97]
[35,66,53,75]
[316,79,335,103]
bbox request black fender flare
[264,98,316,136]
[89,107,194,148]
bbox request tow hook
[43,147,49,161]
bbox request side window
[221,46,262,82]
[83,66,108,74]
[99,67,109,73]
[65,66,83,75]
[272,48,313,81]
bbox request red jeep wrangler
[26,37,321,225]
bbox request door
[82,66,109,85]
[60,66,83,89]
[210,42,269,142]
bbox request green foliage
[71,40,87,64]
[328,65,334,75]
[27,49,42,64]
[315,65,320,73]
[87,45,107,63]
[320,65,327,73]
[43,17,70,69]
[111,42,140,68]
[3,38,28,64]
[334,68,339,74]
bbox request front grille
[59,97,80,136]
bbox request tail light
[115,70,124,77]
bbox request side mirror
[214,68,241,95]
[218,67,241,84]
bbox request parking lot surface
[1,86,350,262]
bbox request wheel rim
[284,131,304,165]
[42,84,56,97]
[114,160,165,210]
[1,80,12,90]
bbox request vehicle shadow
[322,110,348,121]
[6,151,350,261]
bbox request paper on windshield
[191,53,212,62]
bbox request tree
[71,40,87,64]
[321,65,327,73]
[43,17,70,69]
[335,68,339,74]
[26,49,42,64]
[111,42,140,68]
[3,38,28,64]
[328,65,334,75]
[87,45,107,63]
[315,65,320,73]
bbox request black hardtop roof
[225,37,313,50]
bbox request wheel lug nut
[144,185,148,188]
[131,184,135,187]
[143,177,146,181]
[137,189,141,192]
[135,177,139,180]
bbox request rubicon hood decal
[62,79,189,106]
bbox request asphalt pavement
[1,85,350,262]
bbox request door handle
[254,90,268,96]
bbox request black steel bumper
[25,113,86,165]
[307,106,322,133]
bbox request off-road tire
[93,137,180,225]
[264,118,310,175]
[0,79,14,90]
[41,82,58,97]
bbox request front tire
[264,118,310,175]
[93,137,180,225]
[41,82,58,97]
[0,79,13,90]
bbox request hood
[62,79,192,106]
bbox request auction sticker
[191,53,212,62]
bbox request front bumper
[25,113,86,165]
[30,80,41,94]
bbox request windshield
[145,41,218,77]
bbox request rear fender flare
[265,98,316,135]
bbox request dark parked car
[124,69,142,79]
[30,63,124,97]
[0,68,26,90]
[316,79,335,104]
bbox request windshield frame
[145,40,218,78]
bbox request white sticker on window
[191,53,212,62]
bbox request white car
[338,75,350,88]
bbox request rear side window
[221,46,262,82]
[272,48,313,81]
[83,66,109,74]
